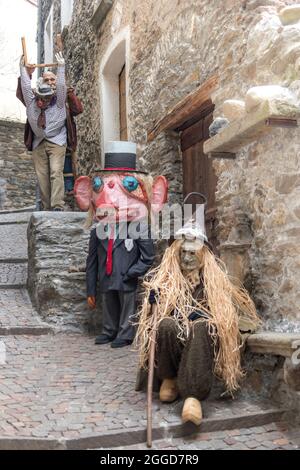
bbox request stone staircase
[0,209,52,335]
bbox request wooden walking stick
[147,292,158,448]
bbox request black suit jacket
[86,222,155,296]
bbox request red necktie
[106,225,114,276]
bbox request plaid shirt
[20,65,67,150]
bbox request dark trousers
[157,317,214,401]
[102,290,136,341]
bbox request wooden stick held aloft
[21,37,28,65]
[21,36,58,68]
[28,63,58,68]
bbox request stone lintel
[91,0,114,31]
[203,102,300,155]
[247,332,300,358]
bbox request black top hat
[95,141,148,174]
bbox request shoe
[159,378,178,403]
[181,397,202,426]
[111,338,133,348]
[53,208,63,212]
[95,334,115,345]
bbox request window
[100,27,130,155]
[61,0,74,30]
[44,5,53,63]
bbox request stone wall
[37,0,300,328]
[27,212,102,333]
[243,351,300,415]
[0,120,36,210]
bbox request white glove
[19,55,25,66]
[55,52,65,66]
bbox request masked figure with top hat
[74,141,168,348]
[135,194,261,425]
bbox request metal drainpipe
[37,0,42,77]
[35,0,43,210]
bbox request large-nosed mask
[74,172,168,224]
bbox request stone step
[0,211,32,225]
[0,285,27,289]
[0,289,48,331]
[96,421,300,450]
[0,206,35,215]
[0,258,28,263]
[0,224,28,260]
[0,326,52,336]
[0,408,289,450]
[66,407,289,450]
[0,263,27,286]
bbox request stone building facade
[37,0,300,333]
[0,120,36,210]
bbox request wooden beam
[29,63,58,68]
[21,37,28,66]
[147,75,218,142]
[21,35,59,69]
[175,101,215,132]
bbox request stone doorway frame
[99,26,131,161]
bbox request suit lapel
[95,225,109,252]
[99,237,108,252]
[113,222,127,251]
[97,223,132,252]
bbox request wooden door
[119,65,128,141]
[180,109,218,251]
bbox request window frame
[61,0,74,31]
[44,4,54,63]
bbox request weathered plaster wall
[38,0,300,328]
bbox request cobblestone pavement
[0,224,28,260]
[0,334,291,442]
[110,422,300,450]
